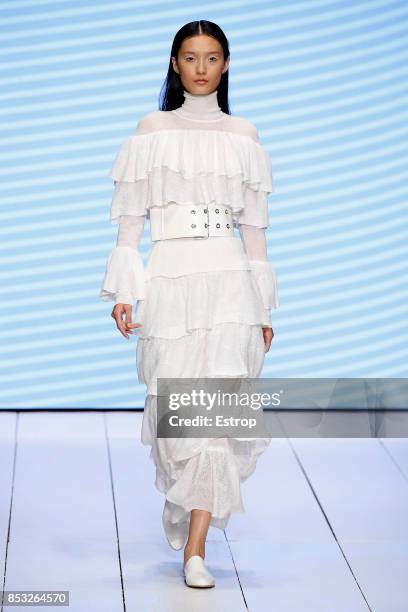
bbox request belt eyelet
[216,223,220,228]
[204,208,208,213]
[215,208,219,213]
[226,223,230,228]
[225,209,229,214]
[191,223,196,228]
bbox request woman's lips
[195,80,208,84]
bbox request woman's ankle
[184,542,206,562]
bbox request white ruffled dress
[100,90,280,547]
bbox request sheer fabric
[238,223,279,325]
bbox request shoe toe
[183,555,215,588]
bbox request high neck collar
[174,89,224,122]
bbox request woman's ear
[171,56,179,75]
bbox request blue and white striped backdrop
[1,0,407,409]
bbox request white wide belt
[149,203,235,241]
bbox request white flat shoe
[183,555,215,588]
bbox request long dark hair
[159,21,231,115]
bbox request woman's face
[172,34,229,95]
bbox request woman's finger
[262,327,274,353]
[111,304,132,339]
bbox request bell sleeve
[99,213,146,306]
[238,224,280,327]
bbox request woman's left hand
[262,327,274,353]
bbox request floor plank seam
[104,414,127,612]
[287,438,374,612]
[1,413,18,612]
[378,438,408,484]
[223,528,250,611]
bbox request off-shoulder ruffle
[99,246,146,304]
[107,129,273,226]
[108,129,273,188]
[133,269,272,340]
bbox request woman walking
[100,20,279,588]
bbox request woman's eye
[183,56,218,62]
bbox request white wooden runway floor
[0,411,407,612]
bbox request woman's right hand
[262,326,274,353]
[111,303,142,339]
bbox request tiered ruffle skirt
[134,254,272,545]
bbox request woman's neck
[174,89,224,122]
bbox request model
[100,20,279,588]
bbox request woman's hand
[262,327,274,353]
[111,303,142,339]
